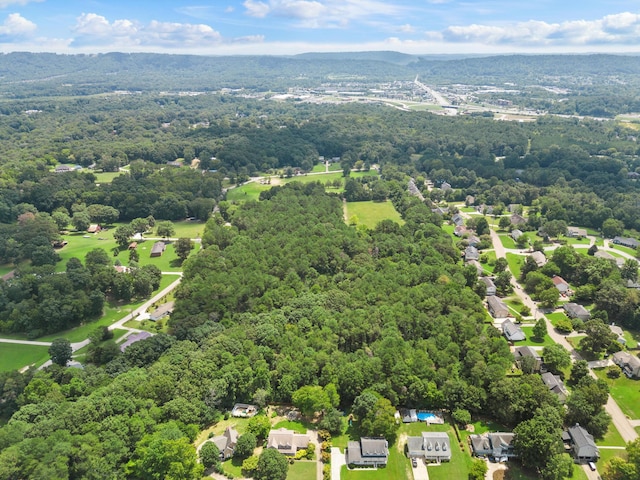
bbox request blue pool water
[416,412,436,421]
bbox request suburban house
[149,301,175,322]
[128,242,138,250]
[567,227,588,238]
[119,331,153,352]
[211,427,239,460]
[87,224,101,234]
[563,303,590,321]
[431,207,449,216]
[514,346,542,371]
[479,277,497,296]
[452,214,465,226]
[454,225,468,237]
[487,295,509,318]
[552,276,570,295]
[464,246,479,261]
[346,438,389,467]
[476,204,494,215]
[612,351,640,378]
[609,325,626,345]
[406,432,451,463]
[510,213,526,226]
[150,241,166,257]
[612,236,640,249]
[267,428,310,456]
[502,319,526,342]
[466,195,475,206]
[467,235,481,247]
[54,164,73,173]
[530,251,547,267]
[510,229,523,240]
[541,372,569,403]
[440,181,452,191]
[470,432,516,459]
[563,424,599,463]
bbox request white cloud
[438,12,640,46]
[398,23,414,33]
[0,13,36,36]
[72,13,223,48]
[243,0,403,27]
[0,0,42,7]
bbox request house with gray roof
[563,303,590,321]
[567,227,588,238]
[211,427,239,460]
[552,276,570,294]
[267,428,310,456]
[613,236,640,249]
[479,277,496,296]
[541,372,569,403]
[530,251,547,267]
[510,229,523,240]
[464,246,479,261]
[563,424,599,463]
[150,241,166,257]
[612,351,640,378]
[452,213,465,226]
[514,346,542,371]
[502,319,526,342]
[119,331,153,352]
[487,295,509,318]
[510,213,526,226]
[346,438,388,467]
[470,433,516,459]
[406,432,451,463]
[149,301,175,321]
[609,324,626,345]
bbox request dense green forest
[2,53,640,479]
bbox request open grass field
[593,367,640,419]
[93,171,125,184]
[287,461,317,480]
[0,343,50,372]
[564,236,591,247]
[478,251,497,274]
[345,201,403,228]
[226,182,272,202]
[506,253,525,279]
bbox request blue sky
[1,0,640,55]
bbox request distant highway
[414,76,457,115]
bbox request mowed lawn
[287,461,317,480]
[346,201,403,228]
[56,231,196,273]
[0,343,50,372]
[593,368,640,419]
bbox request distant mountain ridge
[1,51,640,97]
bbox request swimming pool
[416,412,437,422]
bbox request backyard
[0,343,50,372]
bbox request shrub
[607,365,622,379]
[555,318,573,334]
